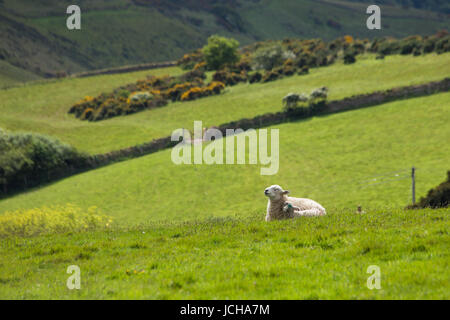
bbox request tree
[202,35,240,70]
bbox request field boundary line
[70,61,177,78]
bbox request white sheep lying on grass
[264,185,326,221]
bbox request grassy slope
[0,53,449,154]
[241,0,450,41]
[0,60,41,89]
[0,209,448,299]
[1,92,448,224]
[0,65,184,152]
[29,8,212,69]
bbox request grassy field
[0,208,448,299]
[0,53,449,154]
[0,51,448,300]
[1,92,448,224]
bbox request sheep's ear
[283,190,290,195]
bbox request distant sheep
[310,87,328,100]
[264,185,326,221]
[282,93,308,109]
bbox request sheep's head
[264,185,289,201]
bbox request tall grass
[0,208,448,299]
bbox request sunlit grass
[1,93,448,224]
[0,208,448,299]
[0,54,448,154]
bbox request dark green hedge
[409,171,450,209]
[0,130,90,195]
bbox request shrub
[180,87,203,101]
[273,67,284,75]
[413,48,422,56]
[208,81,226,94]
[193,61,207,71]
[343,51,356,64]
[377,40,401,55]
[283,58,294,67]
[344,35,354,44]
[251,44,285,71]
[177,49,204,70]
[435,36,450,54]
[316,53,329,66]
[249,72,262,83]
[117,90,130,99]
[0,205,112,238]
[69,72,206,121]
[129,91,152,102]
[422,38,436,53]
[212,70,247,86]
[409,171,450,209]
[297,66,309,75]
[81,108,95,120]
[398,36,422,55]
[294,52,314,68]
[92,98,120,121]
[261,70,282,83]
[0,129,88,194]
[352,40,366,54]
[180,82,225,101]
[202,35,240,70]
[235,59,252,72]
[163,83,196,102]
[281,65,297,76]
[179,69,206,82]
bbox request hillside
[1,90,448,223]
[0,60,41,88]
[0,0,449,83]
[1,53,449,154]
[0,43,449,300]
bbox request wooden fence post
[412,167,416,205]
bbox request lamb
[264,185,326,221]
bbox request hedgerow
[0,129,89,194]
[409,171,450,209]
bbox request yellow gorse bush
[344,35,354,44]
[0,204,112,238]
